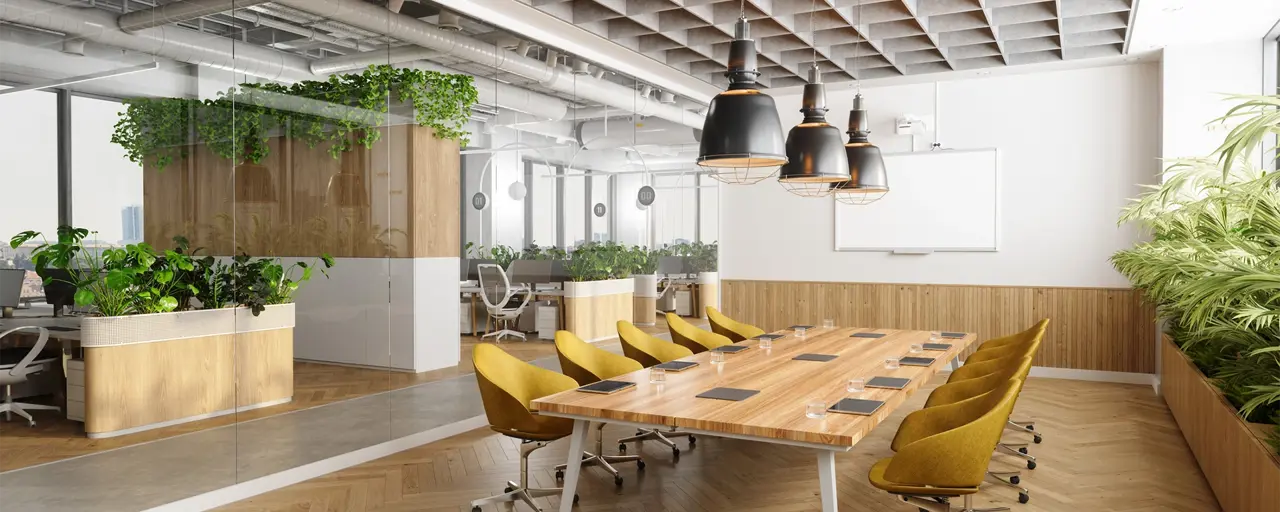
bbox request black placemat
[941,332,966,339]
[577,380,635,394]
[922,343,952,351]
[899,356,936,367]
[851,332,886,339]
[828,398,885,415]
[653,360,699,372]
[696,387,760,401]
[753,334,784,341]
[792,353,837,362]
[787,324,815,330]
[866,376,910,389]
[712,344,749,353]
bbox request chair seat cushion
[867,458,979,496]
[491,412,575,441]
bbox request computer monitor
[657,256,690,276]
[464,259,497,282]
[0,269,23,312]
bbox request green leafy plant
[466,244,519,269]
[634,246,660,274]
[226,253,335,316]
[1112,94,1280,454]
[666,241,719,273]
[112,65,478,171]
[565,241,638,281]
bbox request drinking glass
[759,337,773,350]
[805,402,828,419]
[794,327,807,338]
[822,319,835,328]
[910,343,924,354]
[847,378,866,394]
[649,367,666,385]
[929,331,941,342]
[884,357,901,370]
[711,351,726,365]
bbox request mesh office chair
[477,263,532,342]
[0,326,58,427]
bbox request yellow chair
[962,323,1048,446]
[615,320,697,458]
[666,312,732,354]
[553,331,645,485]
[869,379,1023,512]
[975,319,1049,352]
[618,320,694,367]
[705,306,766,342]
[953,333,1045,470]
[471,343,580,511]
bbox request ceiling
[517,0,1136,88]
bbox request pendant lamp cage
[832,2,889,206]
[778,0,850,198]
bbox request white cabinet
[66,358,84,422]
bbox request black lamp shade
[698,89,788,168]
[845,142,888,191]
[779,76,850,186]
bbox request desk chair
[965,322,1049,446]
[955,336,1045,471]
[478,263,532,342]
[705,306,765,342]
[616,320,696,459]
[553,331,645,486]
[0,326,58,427]
[974,319,1049,353]
[666,312,731,354]
[869,379,1023,512]
[471,343,579,512]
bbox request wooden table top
[532,327,976,448]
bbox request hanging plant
[111,65,478,171]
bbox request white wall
[1161,39,1267,164]
[721,63,1161,288]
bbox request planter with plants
[1111,95,1280,512]
[11,227,333,438]
[632,247,661,326]
[669,242,719,318]
[562,242,636,342]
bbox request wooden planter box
[633,274,657,326]
[1161,336,1280,512]
[696,271,719,318]
[564,278,634,342]
[81,304,295,438]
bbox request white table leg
[558,419,591,512]
[817,450,837,512]
[948,356,961,372]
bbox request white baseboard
[1027,366,1157,386]
[145,415,489,512]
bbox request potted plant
[631,246,660,326]
[562,242,635,342]
[669,241,719,318]
[10,226,333,438]
[1112,94,1280,512]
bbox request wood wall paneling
[1161,337,1280,512]
[721,280,1156,373]
[409,125,461,258]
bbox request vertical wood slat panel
[722,280,1156,373]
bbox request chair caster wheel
[614,475,624,487]
[1019,492,1030,504]
[688,435,695,446]
[637,459,646,471]
[1027,460,1037,470]
[1018,447,1028,454]
[473,506,482,512]
[673,448,680,461]
[573,493,580,504]
[505,485,516,493]
[1033,435,1043,444]
[1009,475,1020,485]
[554,470,564,481]
[28,421,35,428]
[1026,425,1035,431]
[618,443,626,453]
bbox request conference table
[532,326,977,512]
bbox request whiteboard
[834,148,1000,252]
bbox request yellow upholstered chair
[615,320,696,458]
[953,333,1045,470]
[975,319,1049,352]
[666,312,732,354]
[705,306,766,342]
[869,379,1024,512]
[553,331,645,485]
[471,343,580,510]
[618,320,694,368]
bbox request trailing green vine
[111,65,478,171]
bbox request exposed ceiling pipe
[0,0,313,83]
[577,117,699,150]
[221,9,368,52]
[248,4,390,43]
[436,11,462,31]
[411,61,567,122]
[387,0,406,14]
[311,45,440,74]
[272,0,705,129]
[118,0,273,33]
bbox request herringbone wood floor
[0,319,687,472]
[219,377,1220,512]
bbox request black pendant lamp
[832,93,889,205]
[697,7,787,185]
[777,64,850,197]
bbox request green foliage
[10,226,333,317]
[1112,94,1280,446]
[466,244,519,269]
[666,241,719,273]
[112,65,478,171]
[635,247,660,275]
[565,242,639,282]
[519,245,568,261]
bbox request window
[71,95,144,244]
[0,89,58,240]
[563,168,585,248]
[529,161,556,247]
[590,172,610,242]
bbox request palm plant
[1112,94,1280,451]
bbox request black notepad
[827,398,885,416]
[653,360,699,372]
[941,332,966,339]
[866,376,911,389]
[712,344,749,353]
[696,387,759,401]
[787,325,815,330]
[899,356,936,367]
[851,332,886,339]
[577,380,635,394]
[792,353,837,362]
[753,334,784,341]
[922,343,952,351]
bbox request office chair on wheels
[616,320,696,460]
[477,263,532,342]
[0,326,58,427]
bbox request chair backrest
[472,343,578,437]
[978,319,1050,351]
[618,320,693,367]
[0,326,50,381]
[665,312,732,354]
[705,306,766,342]
[554,330,643,385]
[925,355,1033,409]
[965,334,1042,365]
[885,379,1023,489]
[476,263,513,310]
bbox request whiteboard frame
[833,147,1001,253]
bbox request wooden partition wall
[141,124,459,258]
[722,280,1157,373]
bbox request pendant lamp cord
[855,0,862,95]
[810,0,817,69]
[740,0,745,17]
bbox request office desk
[533,327,977,512]
[461,284,565,337]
